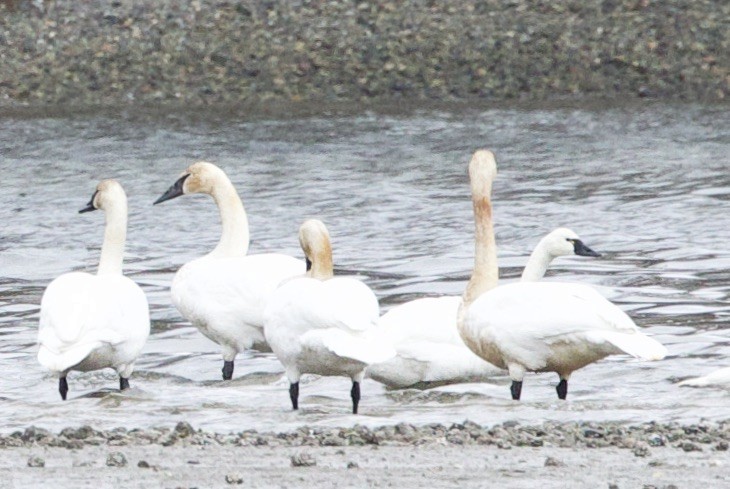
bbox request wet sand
[2,422,728,488]
[4,442,728,488]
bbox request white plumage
[678,367,730,388]
[264,219,395,413]
[37,180,150,400]
[457,150,667,400]
[367,228,600,389]
[154,162,304,380]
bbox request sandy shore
[2,421,728,487]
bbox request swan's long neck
[308,241,334,280]
[462,195,498,306]
[97,201,127,276]
[209,177,250,257]
[520,239,553,282]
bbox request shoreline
[1,0,727,109]
[4,420,728,451]
[3,421,728,488]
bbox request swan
[678,367,730,388]
[264,219,395,413]
[37,180,150,400]
[154,162,304,380]
[458,150,667,400]
[367,228,600,389]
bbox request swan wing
[466,282,665,368]
[38,273,150,372]
[379,296,462,345]
[173,253,304,340]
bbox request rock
[137,460,150,468]
[633,444,650,457]
[608,484,619,489]
[174,422,195,438]
[106,452,128,467]
[544,456,564,467]
[347,461,359,469]
[291,452,317,467]
[225,472,244,484]
[27,456,45,468]
[680,442,703,452]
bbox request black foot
[59,377,68,401]
[289,382,299,410]
[510,380,522,401]
[556,379,568,400]
[351,381,361,414]
[120,377,130,391]
[222,360,234,380]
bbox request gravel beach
[1,0,728,108]
[2,421,729,487]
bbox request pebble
[225,472,244,484]
[544,456,564,467]
[27,456,45,468]
[291,452,317,467]
[347,461,359,469]
[106,451,128,467]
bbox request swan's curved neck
[97,201,127,276]
[209,177,250,257]
[520,239,554,282]
[462,196,498,306]
[308,243,334,280]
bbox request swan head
[468,150,497,198]
[154,162,228,205]
[543,228,601,258]
[79,179,127,214]
[298,219,334,279]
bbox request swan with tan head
[264,219,395,413]
[154,162,304,380]
[458,150,667,401]
[37,180,150,400]
[368,227,600,389]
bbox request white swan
[154,162,304,380]
[678,367,730,388]
[367,228,600,389]
[37,180,150,400]
[458,150,667,400]
[264,219,395,413]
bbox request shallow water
[1,102,728,433]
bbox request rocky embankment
[0,0,728,108]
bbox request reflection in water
[0,103,729,432]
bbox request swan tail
[678,376,710,387]
[598,330,668,361]
[37,341,100,373]
[678,367,730,387]
[305,329,396,365]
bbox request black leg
[351,381,361,414]
[289,382,299,410]
[120,377,130,391]
[222,360,234,380]
[59,377,68,401]
[556,379,568,400]
[510,380,522,401]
